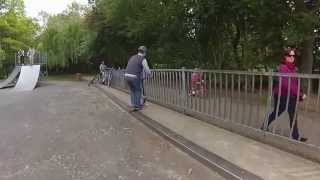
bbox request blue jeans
[126,77,142,108]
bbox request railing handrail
[149,69,320,79]
[110,68,320,163]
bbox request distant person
[24,49,28,64]
[18,49,25,65]
[125,46,151,111]
[27,48,35,64]
[264,49,307,142]
[99,61,107,84]
[190,68,202,96]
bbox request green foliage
[0,48,5,69]
[80,0,318,71]
[0,0,39,77]
[0,0,318,76]
[38,2,94,72]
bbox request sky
[24,0,88,18]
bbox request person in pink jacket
[265,49,307,141]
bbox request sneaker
[129,108,139,112]
[129,106,142,112]
[300,137,308,142]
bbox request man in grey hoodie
[125,46,151,111]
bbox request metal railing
[111,69,320,147]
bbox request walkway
[99,85,320,180]
[0,81,224,180]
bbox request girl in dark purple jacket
[265,50,307,141]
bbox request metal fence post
[181,67,187,113]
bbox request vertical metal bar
[148,72,152,100]
[203,72,207,114]
[159,71,163,103]
[185,71,189,109]
[257,75,263,127]
[224,73,228,120]
[156,72,159,101]
[182,68,187,111]
[305,78,311,112]
[283,77,292,136]
[149,74,152,98]
[242,75,248,124]
[175,72,180,106]
[167,71,170,104]
[236,74,241,124]
[290,78,301,140]
[161,71,164,104]
[167,71,170,105]
[188,71,193,110]
[161,71,164,103]
[197,71,201,112]
[154,71,157,100]
[158,71,161,101]
[209,72,212,116]
[165,71,169,104]
[197,72,202,112]
[145,75,148,98]
[249,75,255,126]
[152,71,156,100]
[178,71,181,107]
[168,71,172,105]
[165,71,168,104]
[171,71,174,105]
[263,74,274,131]
[174,71,177,106]
[147,73,151,98]
[214,73,217,115]
[230,74,234,121]
[164,71,167,104]
[273,76,282,134]
[173,72,177,106]
[219,73,222,117]
[153,72,157,101]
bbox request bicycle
[88,73,103,87]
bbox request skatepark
[1,67,320,179]
[0,81,226,180]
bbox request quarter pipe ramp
[14,65,40,91]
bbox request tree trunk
[299,35,314,74]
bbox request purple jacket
[273,63,301,97]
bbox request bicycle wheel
[88,74,99,87]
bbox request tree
[37,2,94,72]
[67,0,320,72]
[0,0,39,77]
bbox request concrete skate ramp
[14,65,40,91]
[0,66,21,89]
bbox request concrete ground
[0,81,225,180]
[102,85,320,180]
